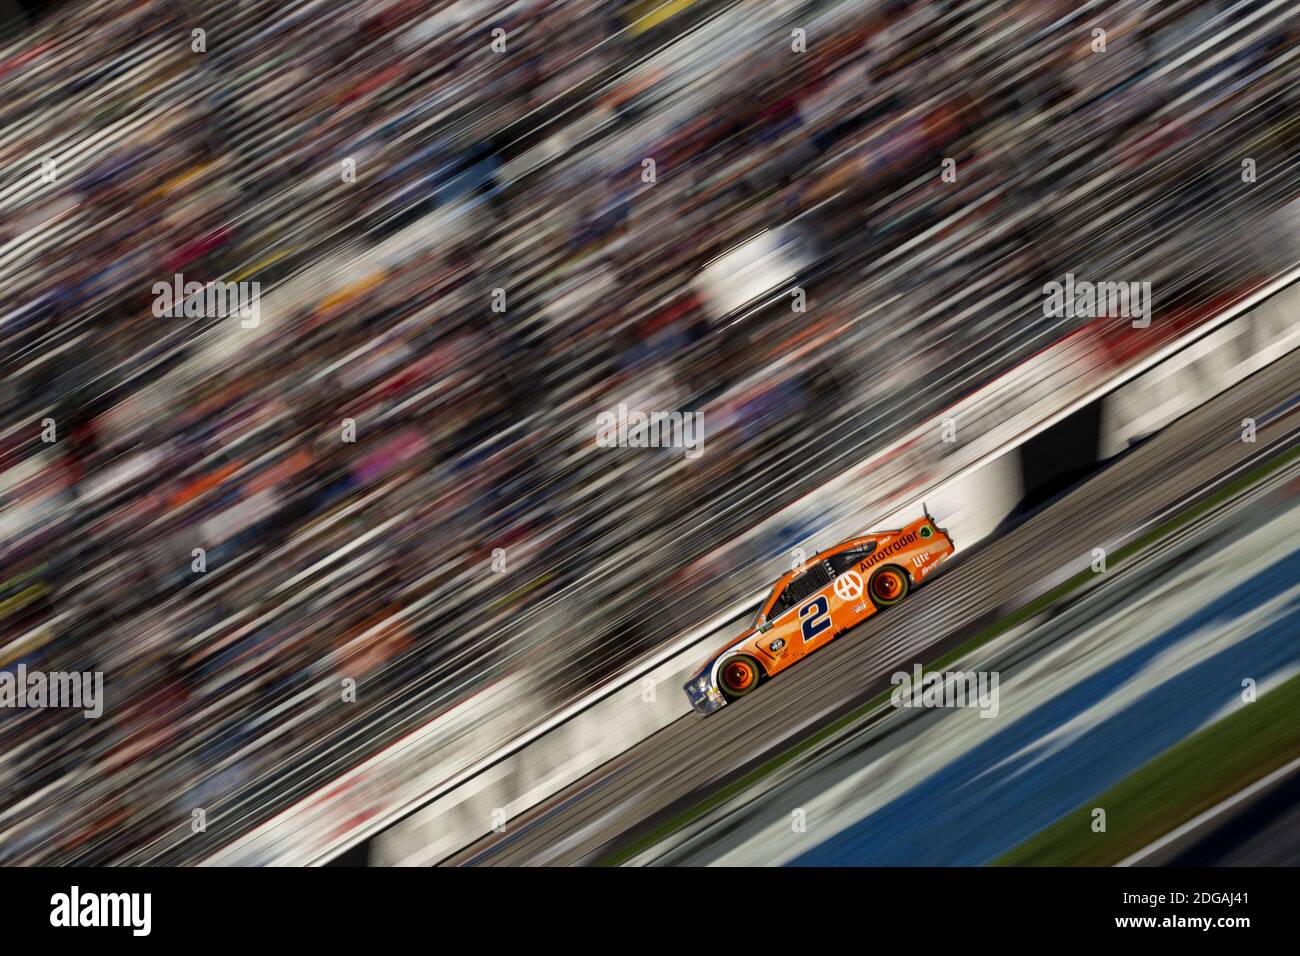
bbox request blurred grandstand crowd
[1,0,1298,863]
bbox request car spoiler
[923,501,954,545]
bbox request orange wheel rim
[874,571,903,600]
[723,661,754,691]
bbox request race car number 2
[800,596,831,643]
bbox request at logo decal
[833,570,864,601]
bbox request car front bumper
[683,681,727,715]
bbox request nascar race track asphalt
[445,347,1300,866]
[1158,761,1300,866]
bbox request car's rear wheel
[718,655,762,699]
[869,565,910,607]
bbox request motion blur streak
[742,487,1300,865]
[447,345,1300,865]
[0,0,1297,865]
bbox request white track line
[1117,752,1300,867]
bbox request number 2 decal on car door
[800,596,831,643]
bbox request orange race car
[683,509,955,714]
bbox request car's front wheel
[869,565,911,607]
[718,655,762,699]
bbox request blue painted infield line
[788,545,1300,866]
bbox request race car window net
[773,564,834,616]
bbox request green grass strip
[996,672,1300,866]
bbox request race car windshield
[755,585,782,625]
[757,577,797,623]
